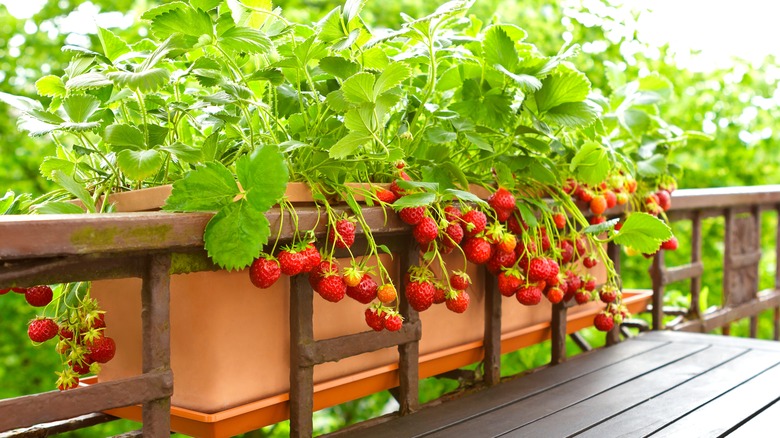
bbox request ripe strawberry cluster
[2,285,116,390]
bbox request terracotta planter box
[87,186,645,437]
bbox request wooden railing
[1,185,779,437]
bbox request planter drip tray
[82,290,651,438]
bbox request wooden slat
[0,413,116,437]
[0,254,148,289]
[336,339,669,438]
[577,349,780,437]
[0,372,172,432]
[302,321,421,366]
[141,254,172,437]
[671,291,780,333]
[727,399,780,437]
[637,330,780,352]
[661,261,704,284]
[651,363,780,436]
[727,251,762,270]
[0,208,410,261]
[430,343,718,437]
[650,252,665,330]
[666,185,780,212]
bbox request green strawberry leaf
[35,76,66,98]
[483,26,518,72]
[543,101,599,127]
[204,199,269,271]
[236,145,289,211]
[329,132,371,158]
[51,170,96,213]
[103,124,146,150]
[570,141,611,186]
[374,62,412,95]
[164,162,240,212]
[341,72,376,104]
[444,189,488,207]
[116,149,164,181]
[612,213,672,254]
[392,192,436,208]
[218,26,272,54]
[34,201,86,215]
[535,67,591,113]
[97,27,131,62]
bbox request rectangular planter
[85,289,651,437]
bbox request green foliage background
[1,0,778,436]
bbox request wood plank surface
[335,339,668,438]
[650,362,780,437]
[726,399,780,437]
[431,343,719,437]
[573,350,780,437]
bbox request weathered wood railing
[641,186,780,337]
[1,185,780,437]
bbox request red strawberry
[461,210,487,237]
[12,287,27,294]
[575,236,587,256]
[527,257,552,283]
[563,178,577,194]
[558,240,574,264]
[318,275,346,302]
[301,244,321,273]
[57,372,79,391]
[590,195,607,215]
[577,187,594,203]
[507,214,525,235]
[604,190,617,209]
[517,284,543,306]
[489,188,516,211]
[575,290,592,305]
[365,308,385,331]
[446,290,470,313]
[584,277,597,291]
[329,218,356,248]
[59,325,75,341]
[495,208,513,223]
[377,284,397,304]
[486,248,517,275]
[583,257,598,269]
[405,280,435,312]
[565,273,583,295]
[450,271,471,290]
[463,237,492,264]
[278,248,306,276]
[384,313,403,331]
[309,260,338,291]
[442,222,464,247]
[70,356,94,375]
[376,188,398,203]
[656,190,672,211]
[498,270,523,297]
[28,318,59,343]
[0,288,9,295]
[594,312,615,332]
[590,215,606,225]
[546,286,564,304]
[25,285,53,307]
[413,217,439,245]
[398,206,426,225]
[249,257,282,289]
[443,205,462,222]
[553,213,566,230]
[599,288,617,303]
[661,236,679,251]
[346,274,378,304]
[87,336,116,363]
[433,284,448,304]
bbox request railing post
[483,270,501,384]
[650,251,665,330]
[289,274,314,437]
[689,211,703,320]
[141,254,173,437]
[775,205,780,341]
[397,237,419,415]
[550,303,567,364]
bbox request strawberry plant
[1,0,688,389]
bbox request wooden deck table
[339,331,780,437]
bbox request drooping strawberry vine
[1,0,685,388]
